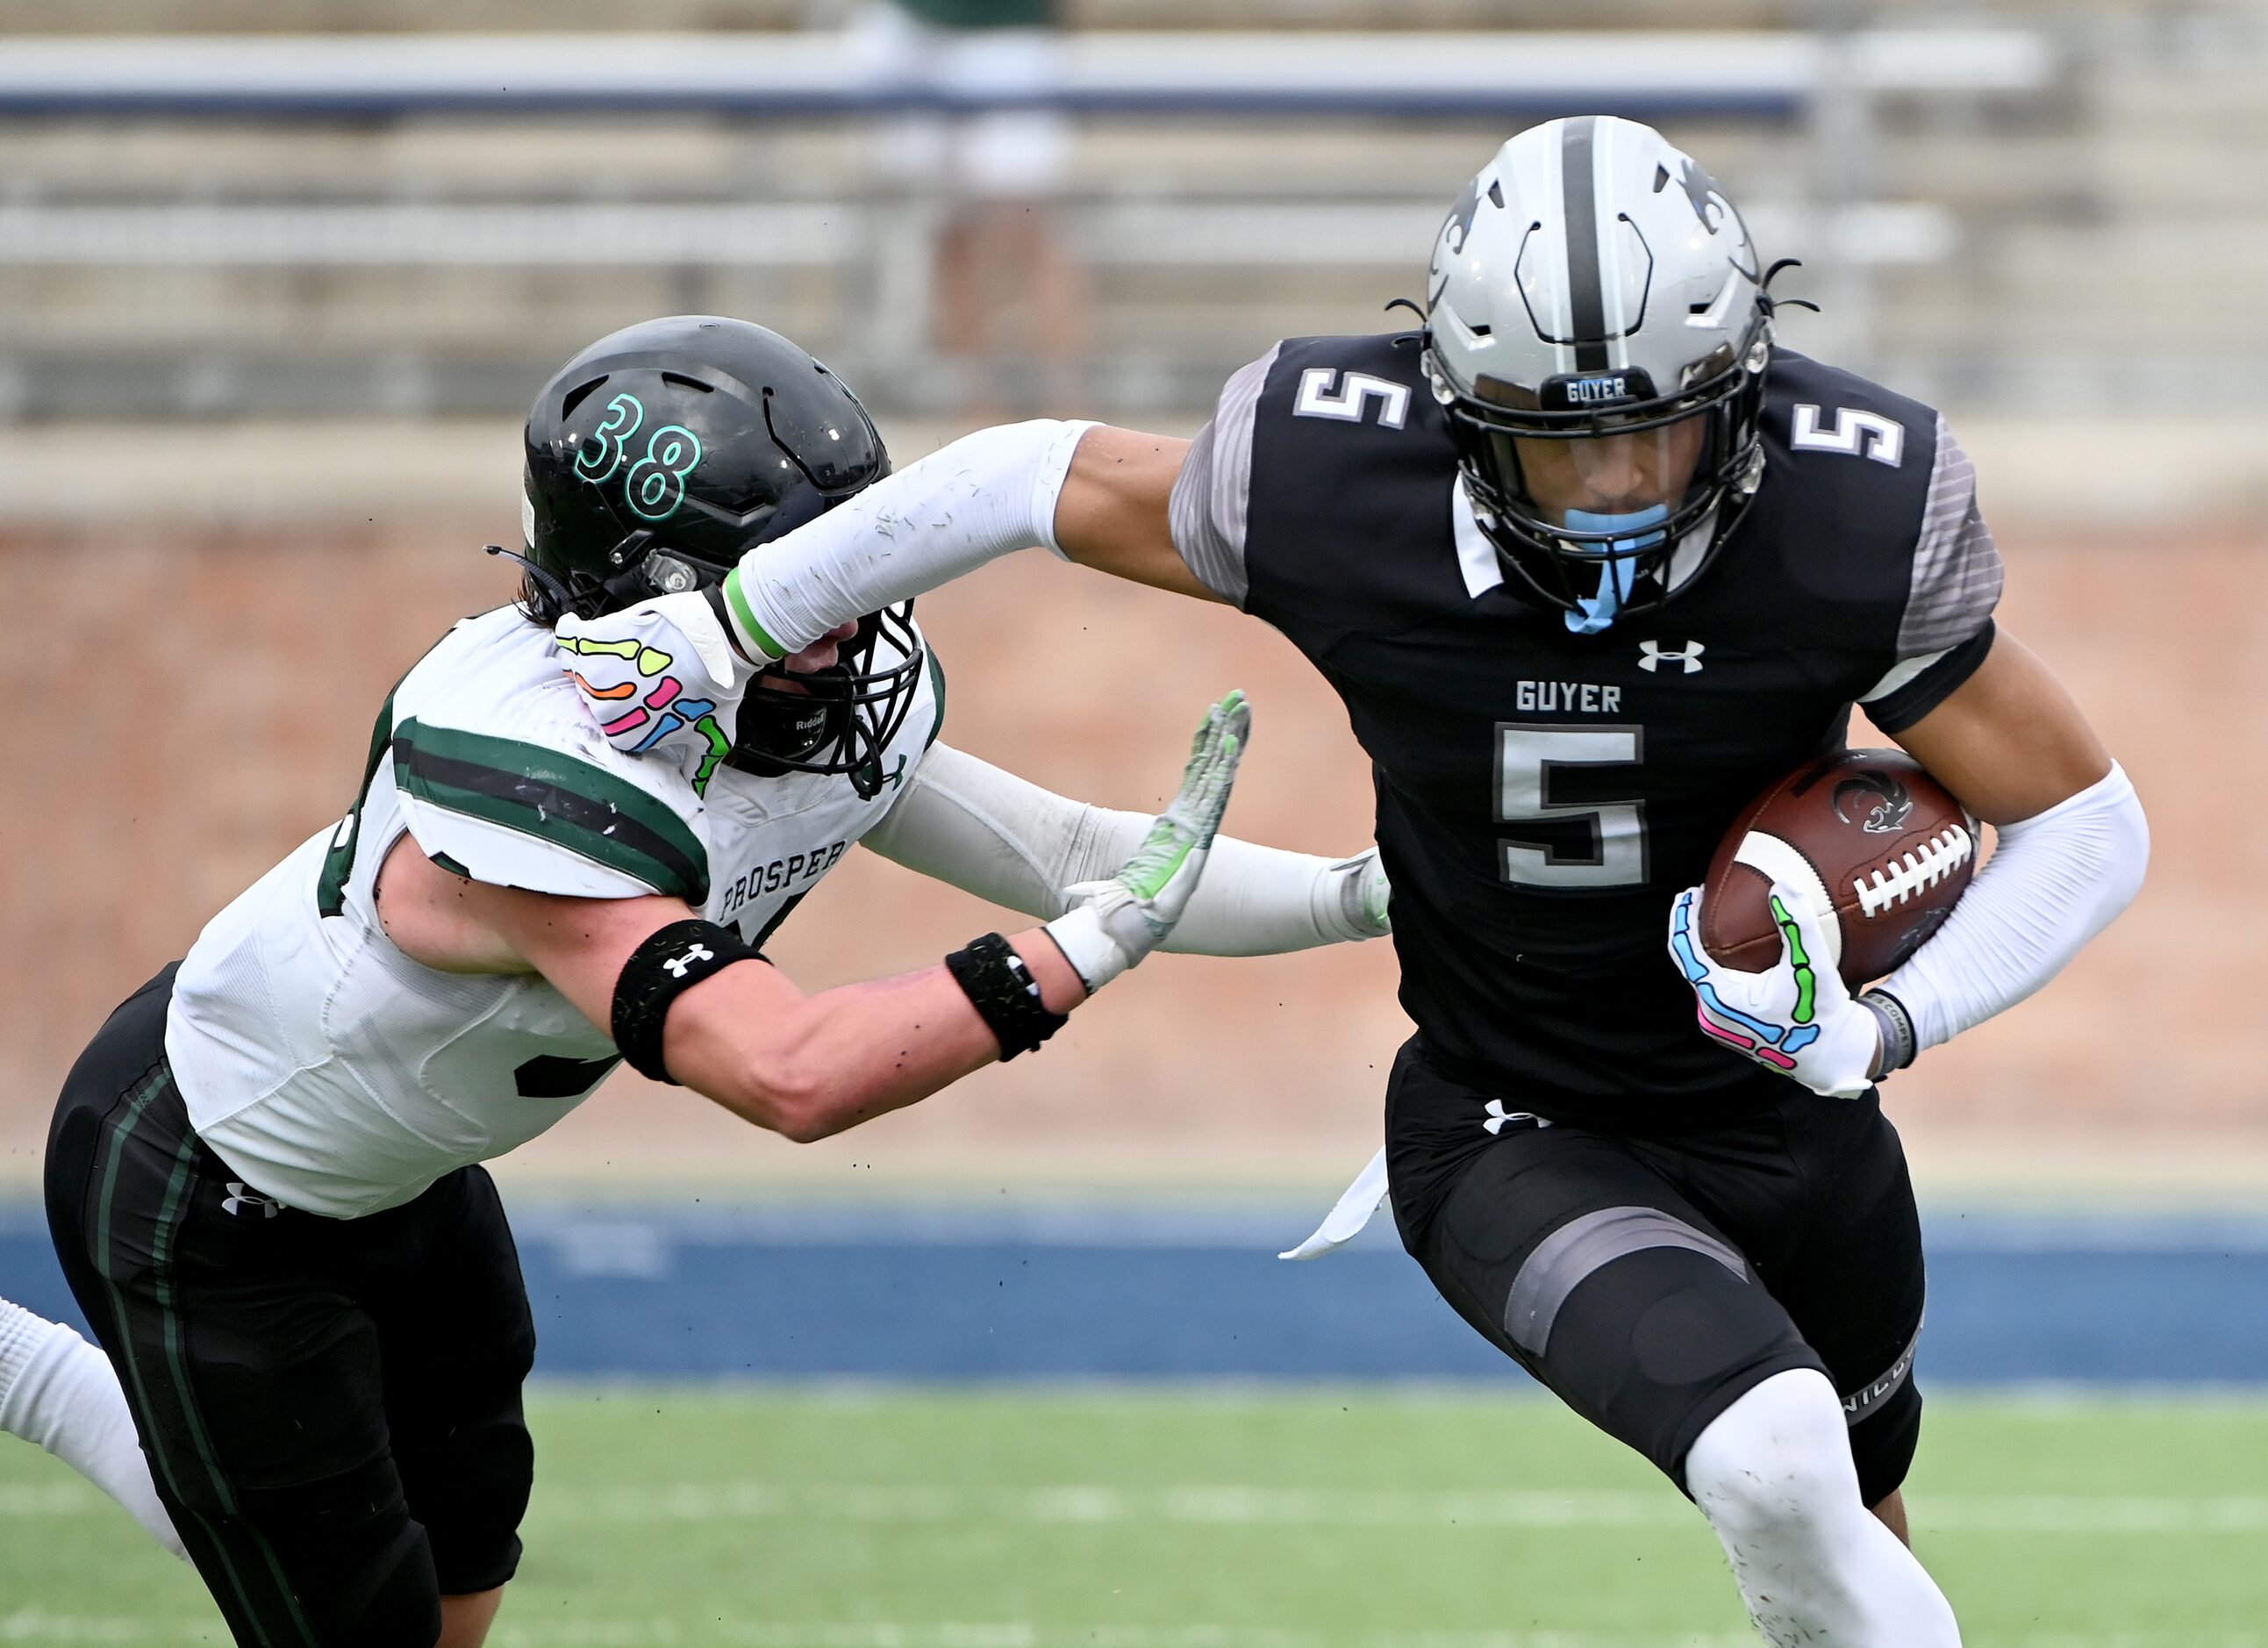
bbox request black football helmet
[519,315,921,794]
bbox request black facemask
[726,605,924,799]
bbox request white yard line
[8,1616,2268,1648]
[15,1476,2268,1536]
[514,1481,2268,1536]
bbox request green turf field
[6,1388,2268,1645]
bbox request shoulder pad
[1763,351,1937,473]
[389,611,710,904]
[1241,333,1469,638]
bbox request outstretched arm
[376,696,1251,1142]
[1050,426,1218,598]
[383,851,1070,1143]
[717,418,1222,663]
[865,742,1387,955]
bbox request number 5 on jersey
[1494,723,1649,889]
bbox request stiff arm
[710,406,2144,1078]
[717,419,1216,662]
[370,692,1259,1143]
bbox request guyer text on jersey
[1513,681,1625,714]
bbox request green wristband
[721,566,788,662]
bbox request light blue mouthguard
[1558,505,1670,634]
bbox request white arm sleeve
[1877,763,2148,1053]
[864,742,1386,955]
[722,419,1095,659]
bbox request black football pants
[1387,1039,1926,1504]
[45,966,537,1648]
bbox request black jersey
[1168,333,2002,1129]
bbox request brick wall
[1,519,2254,1193]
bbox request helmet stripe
[1558,115,1610,373]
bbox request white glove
[1045,691,1250,992]
[1666,881,1882,1099]
[554,591,758,798]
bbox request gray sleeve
[1897,414,2005,657]
[1167,342,1280,607]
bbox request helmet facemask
[1434,329,1771,632]
[729,604,925,799]
[1421,117,1785,631]
[512,317,933,798]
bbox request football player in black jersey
[586,118,2146,1645]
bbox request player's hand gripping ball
[1698,749,1978,984]
[1668,881,1880,1098]
[1669,749,1980,1097]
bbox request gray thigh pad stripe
[1842,1322,1922,1428]
[1504,1205,1752,1358]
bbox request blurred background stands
[0,1,2262,1196]
[0,0,2200,434]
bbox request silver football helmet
[1423,117,1773,632]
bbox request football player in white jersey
[6,316,1391,1646]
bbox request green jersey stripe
[393,718,709,904]
[923,648,948,750]
[91,1069,306,1644]
[148,1128,321,1645]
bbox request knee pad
[1685,1368,1861,1541]
[238,1453,444,1648]
[416,1410,533,1595]
[390,1356,533,1595]
[330,1521,446,1648]
[1538,1243,1822,1485]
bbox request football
[1699,749,1979,985]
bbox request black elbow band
[944,934,1068,1062]
[612,920,763,1085]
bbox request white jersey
[164,605,941,1219]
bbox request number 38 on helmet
[518,314,923,794]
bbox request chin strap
[1561,505,1669,634]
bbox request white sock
[1685,1368,1959,1647]
[0,1296,188,1561]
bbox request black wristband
[612,919,763,1085]
[1858,989,1919,1083]
[944,933,1068,1062]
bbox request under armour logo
[662,944,714,979]
[222,1183,283,1219]
[1637,640,1706,675]
[1482,1100,1548,1136]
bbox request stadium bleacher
[4,5,2256,433]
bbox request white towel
[1278,1146,1391,1260]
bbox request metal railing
[0,28,2054,418]
[0,30,2051,119]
